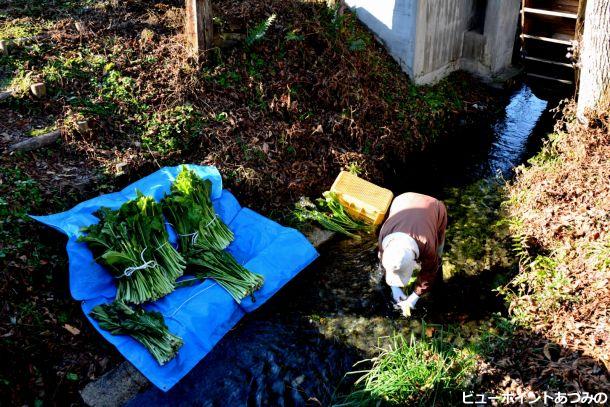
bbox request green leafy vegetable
[162,167,264,302]
[188,250,264,303]
[163,167,233,252]
[79,192,185,304]
[90,300,183,365]
[294,191,372,239]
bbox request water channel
[128,84,555,406]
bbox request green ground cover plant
[335,326,477,406]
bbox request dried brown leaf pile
[505,102,610,391]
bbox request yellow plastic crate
[330,171,393,226]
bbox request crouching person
[378,192,447,316]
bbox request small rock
[0,40,10,55]
[1,132,12,142]
[303,226,334,248]
[76,120,89,133]
[115,162,128,176]
[291,375,305,387]
[64,324,81,335]
[30,82,46,98]
[80,362,149,407]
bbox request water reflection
[386,84,551,196]
[488,85,548,176]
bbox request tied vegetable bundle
[162,167,264,302]
[79,192,186,304]
[90,301,183,365]
[188,250,264,301]
[162,167,233,252]
[294,191,372,239]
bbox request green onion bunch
[79,192,186,304]
[90,300,183,365]
[294,191,372,239]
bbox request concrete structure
[346,0,521,84]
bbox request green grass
[0,36,49,93]
[0,19,43,40]
[203,67,241,89]
[5,65,33,96]
[41,51,148,125]
[472,314,514,356]
[0,168,43,260]
[346,162,362,175]
[27,125,57,137]
[587,236,610,275]
[41,51,108,87]
[525,131,563,168]
[99,68,140,109]
[335,327,476,407]
[0,0,97,18]
[498,250,574,327]
[141,104,205,154]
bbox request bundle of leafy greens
[188,250,264,302]
[294,191,373,239]
[90,300,183,365]
[163,167,233,252]
[79,192,185,304]
[162,167,264,302]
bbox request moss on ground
[442,180,514,279]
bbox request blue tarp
[31,165,319,391]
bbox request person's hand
[404,292,419,309]
[396,293,419,318]
[390,286,407,303]
[396,300,411,317]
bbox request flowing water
[128,84,554,406]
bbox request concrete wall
[347,0,521,85]
[346,0,419,78]
[485,0,521,73]
[412,0,475,84]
